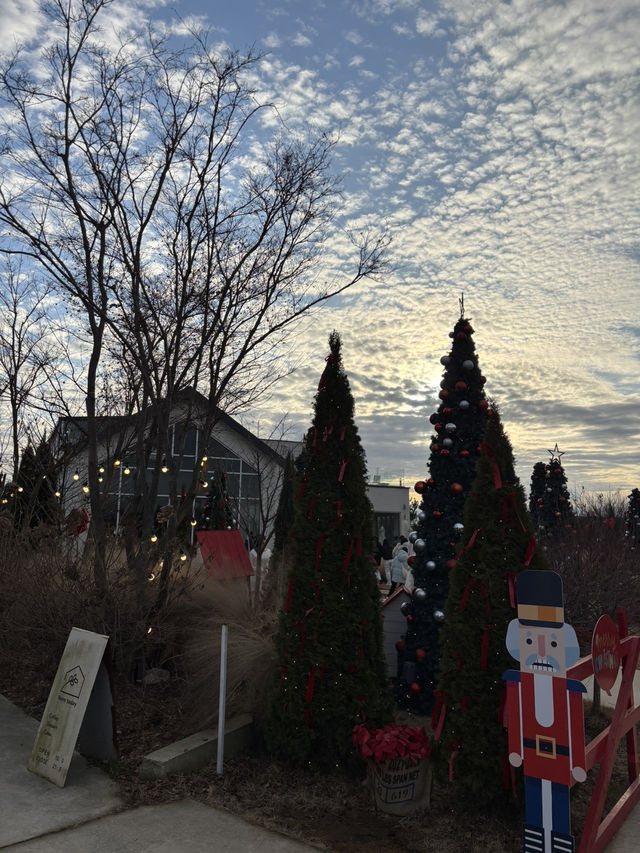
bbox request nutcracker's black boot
[523,824,544,852]
[551,830,574,853]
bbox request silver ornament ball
[413,587,427,602]
[442,437,453,448]
[459,400,470,410]
[434,610,445,623]
[462,359,474,370]
[408,531,418,544]
[426,560,436,571]
[417,510,426,523]
[445,422,457,433]
[453,522,464,534]
[440,355,451,365]
[413,538,426,553]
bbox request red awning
[196,529,254,579]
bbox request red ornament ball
[407,614,414,623]
[427,478,435,487]
[446,559,457,571]
[429,413,440,424]
[415,648,427,661]
[460,450,470,457]
[450,482,464,495]
[441,449,451,457]
[409,682,421,695]
[395,640,406,652]
[464,324,474,334]
[414,480,426,494]
[480,376,486,384]
[407,554,416,567]
[439,389,449,400]
[456,331,467,341]
[478,400,488,410]
[455,381,467,391]
[433,510,443,518]
[431,443,440,453]
[435,423,443,432]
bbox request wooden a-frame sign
[28,627,115,787]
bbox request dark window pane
[242,473,260,498]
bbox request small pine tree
[197,468,234,530]
[13,438,57,529]
[624,488,640,548]
[396,310,488,714]
[265,332,392,768]
[435,406,550,808]
[528,445,574,536]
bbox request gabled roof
[381,585,412,608]
[196,529,254,579]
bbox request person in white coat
[388,544,409,596]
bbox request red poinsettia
[352,724,432,764]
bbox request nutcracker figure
[503,570,586,853]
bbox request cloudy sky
[2,0,639,497]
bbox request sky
[1,0,639,498]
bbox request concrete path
[0,694,318,852]
[1,689,637,852]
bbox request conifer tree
[528,444,574,536]
[13,438,57,529]
[396,307,488,714]
[435,407,549,807]
[624,488,640,548]
[265,332,392,768]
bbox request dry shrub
[182,578,279,730]
[0,523,204,696]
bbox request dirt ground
[1,656,631,853]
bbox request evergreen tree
[197,468,234,530]
[435,407,550,808]
[528,444,574,536]
[13,438,57,529]
[624,488,640,548]
[396,309,488,714]
[265,332,392,768]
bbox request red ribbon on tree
[431,690,446,741]
[338,458,351,482]
[296,479,307,501]
[305,668,316,702]
[479,442,502,489]
[447,740,460,781]
[323,421,334,441]
[504,571,517,607]
[481,624,494,669]
[342,537,354,572]
[460,580,490,618]
[456,527,482,559]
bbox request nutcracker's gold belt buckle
[536,735,556,758]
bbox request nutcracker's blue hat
[516,570,564,627]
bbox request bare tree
[0,0,388,594]
[0,260,57,481]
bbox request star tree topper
[547,443,565,462]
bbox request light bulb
[180,552,187,562]
[73,470,79,481]
[202,455,208,462]
[150,534,158,543]
[161,458,168,473]
[98,476,103,483]
[124,467,130,475]
[190,519,197,527]
[55,491,61,498]
[99,466,105,474]
[147,572,156,581]
[114,459,121,467]
[82,483,89,494]
[17,486,23,493]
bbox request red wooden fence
[567,609,640,853]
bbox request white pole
[216,624,228,775]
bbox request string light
[180,551,187,562]
[73,470,79,481]
[114,459,121,467]
[161,458,168,473]
[150,533,158,543]
[124,466,130,475]
[190,519,197,527]
[202,455,208,462]
[147,572,156,581]
[82,482,89,494]
[17,486,23,492]
[98,476,103,483]
[99,465,105,474]
[55,491,61,498]
[146,626,153,634]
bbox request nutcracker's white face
[519,625,566,676]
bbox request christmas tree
[196,468,234,530]
[265,332,392,768]
[528,444,574,536]
[624,488,640,548]
[435,406,549,807]
[396,306,488,714]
